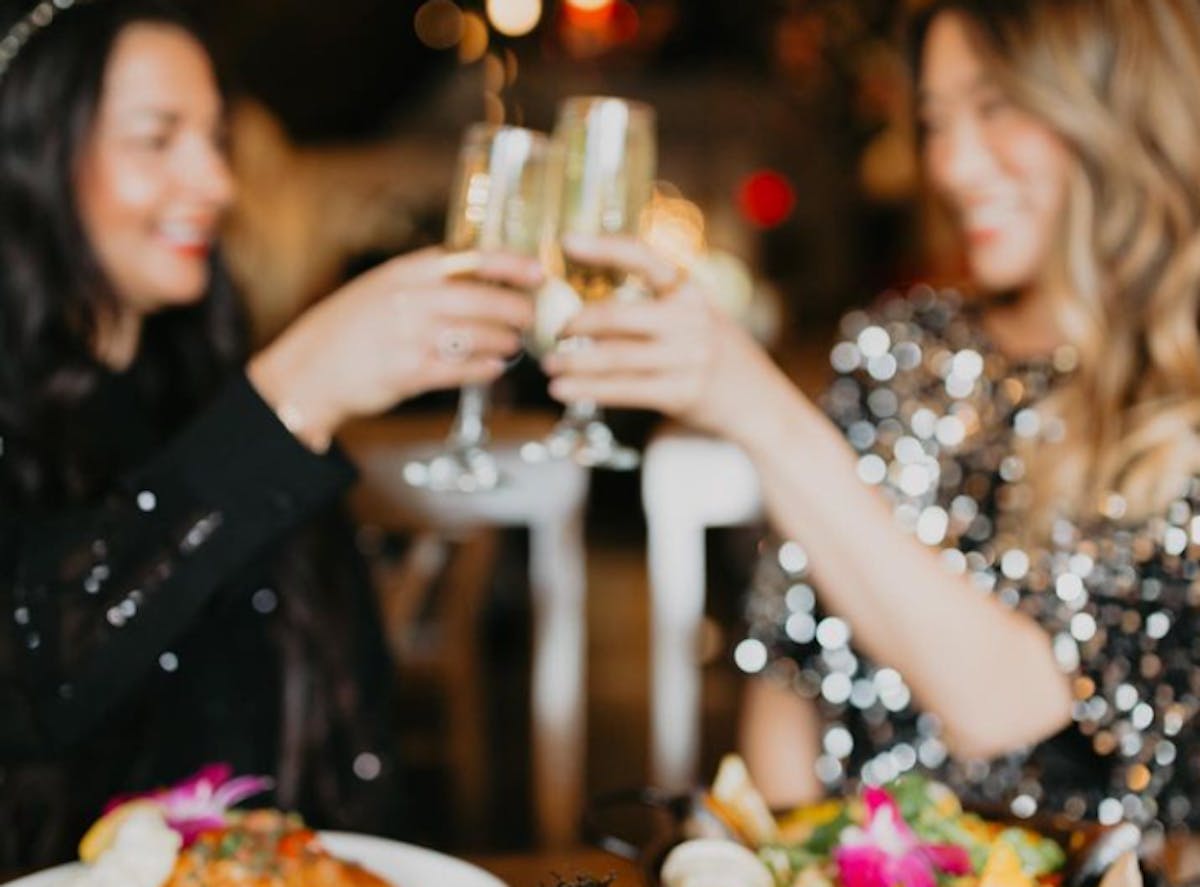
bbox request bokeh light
[486,0,543,37]
[560,0,638,58]
[737,169,797,229]
[483,90,506,124]
[458,12,490,63]
[504,48,520,86]
[482,53,506,92]
[562,0,615,31]
[641,185,706,268]
[414,0,464,50]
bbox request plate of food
[586,756,1148,887]
[2,765,505,887]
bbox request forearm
[6,375,356,754]
[731,377,1072,757]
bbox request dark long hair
[0,0,394,833]
[0,0,246,509]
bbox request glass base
[521,420,640,471]
[403,446,505,493]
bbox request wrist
[732,369,848,473]
[723,361,809,453]
[247,336,342,454]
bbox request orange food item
[164,810,391,887]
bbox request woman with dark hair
[0,0,536,867]
[545,0,1200,838]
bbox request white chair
[340,412,590,847]
[641,426,763,791]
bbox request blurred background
[175,0,952,854]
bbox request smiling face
[75,23,234,317]
[919,11,1074,294]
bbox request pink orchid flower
[104,763,273,845]
[834,787,972,887]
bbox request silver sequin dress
[740,287,1200,831]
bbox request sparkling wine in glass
[403,123,553,493]
[524,96,657,471]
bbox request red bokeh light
[558,0,639,56]
[608,0,639,42]
[563,0,615,28]
[737,170,797,229]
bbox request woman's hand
[540,235,794,444]
[248,247,539,451]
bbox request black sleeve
[0,374,356,759]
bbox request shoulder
[822,286,995,421]
[828,285,981,381]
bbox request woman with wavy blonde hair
[544,0,1200,831]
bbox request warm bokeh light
[642,186,707,269]
[504,48,519,87]
[482,52,506,92]
[414,0,464,50]
[486,0,543,37]
[483,91,506,125]
[737,169,797,229]
[608,0,640,42]
[560,0,637,58]
[458,11,490,62]
[562,0,614,30]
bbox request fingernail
[548,380,571,399]
[542,355,560,373]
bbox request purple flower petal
[862,789,918,855]
[836,783,973,887]
[891,851,937,887]
[924,843,974,875]
[213,775,274,809]
[98,763,272,847]
[158,763,230,810]
[862,787,894,818]
[836,845,892,887]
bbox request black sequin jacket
[743,288,1200,832]
[0,369,399,866]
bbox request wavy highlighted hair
[916,0,1200,526]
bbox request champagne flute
[403,123,553,493]
[523,96,657,471]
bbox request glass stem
[452,383,490,449]
[565,399,599,427]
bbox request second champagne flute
[525,96,657,470]
[403,123,553,493]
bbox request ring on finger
[436,328,474,363]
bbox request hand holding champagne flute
[525,96,657,470]
[404,123,553,492]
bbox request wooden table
[472,849,645,885]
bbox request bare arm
[543,235,1072,758]
[727,366,1071,758]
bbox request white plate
[2,832,508,887]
